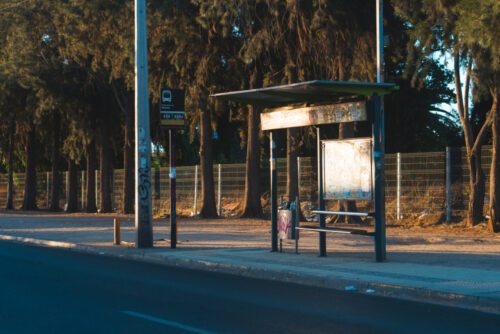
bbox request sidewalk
[0,211,499,314]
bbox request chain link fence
[0,146,493,222]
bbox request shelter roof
[211,80,398,108]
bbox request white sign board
[322,138,373,200]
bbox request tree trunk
[199,101,217,218]
[467,149,485,226]
[122,104,135,214]
[336,122,362,224]
[488,88,499,232]
[5,120,15,210]
[65,159,79,212]
[49,114,61,211]
[86,140,97,213]
[22,125,38,211]
[241,105,262,217]
[99,122,113,213]
[453,50,485,226]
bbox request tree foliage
[0,0,497,231]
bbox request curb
[1,234,499,315]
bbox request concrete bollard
[113,218,121,245]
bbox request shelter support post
[317,127,326,257]
[372,95,386,262]
[270,132,278,252]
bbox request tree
[392,0,495,226]
[55,0,134,213]
[454,0,500,231]
[0,72,26,210]
[149,1,244,218]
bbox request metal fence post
[193,165,198,215]
[65,171,69,203]
[217,163,222,216]
[446,147,452,222]
[297,156,301,201]
[95,169,99,209]
[110,168,114,211]
[81,170,85,210]
[46,172,50,208]
[396,152,401,220]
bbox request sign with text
[160,88,185,128]
[261,101,367,131]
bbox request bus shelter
[212,80,398,262]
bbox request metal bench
[294,210,375,254]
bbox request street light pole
[135,0,153,248]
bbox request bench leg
[295,230,299,254]
[319,231,327,257]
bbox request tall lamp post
[135,0,153,248]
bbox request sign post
[160,88,185,249]
[169,129,177,248]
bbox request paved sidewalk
[0,212,499,314]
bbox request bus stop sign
[160,89,185,128]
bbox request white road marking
[121,310,215,334]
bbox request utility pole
[134,0,153,248]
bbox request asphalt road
[0,242,498,334]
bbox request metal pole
[65,171,69,204]
[46,172,50,208]
[297,156,301,206]
[270,132,278,252]
[169,129,177,249]
[396,152,401,220]
[134,0,153,248]
[296,156,301,240]
[81,170,85,210]
[217,163,222,216]
[446,147,452,222]
[373,95,386,262]
[110,168,114,211]
[193,165,198,215]
[95,169,99,210]
[317,127,326,257]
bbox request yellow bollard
[113,218,121,245]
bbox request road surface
[0,241,498,333]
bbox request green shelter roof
[211,80,398,108]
